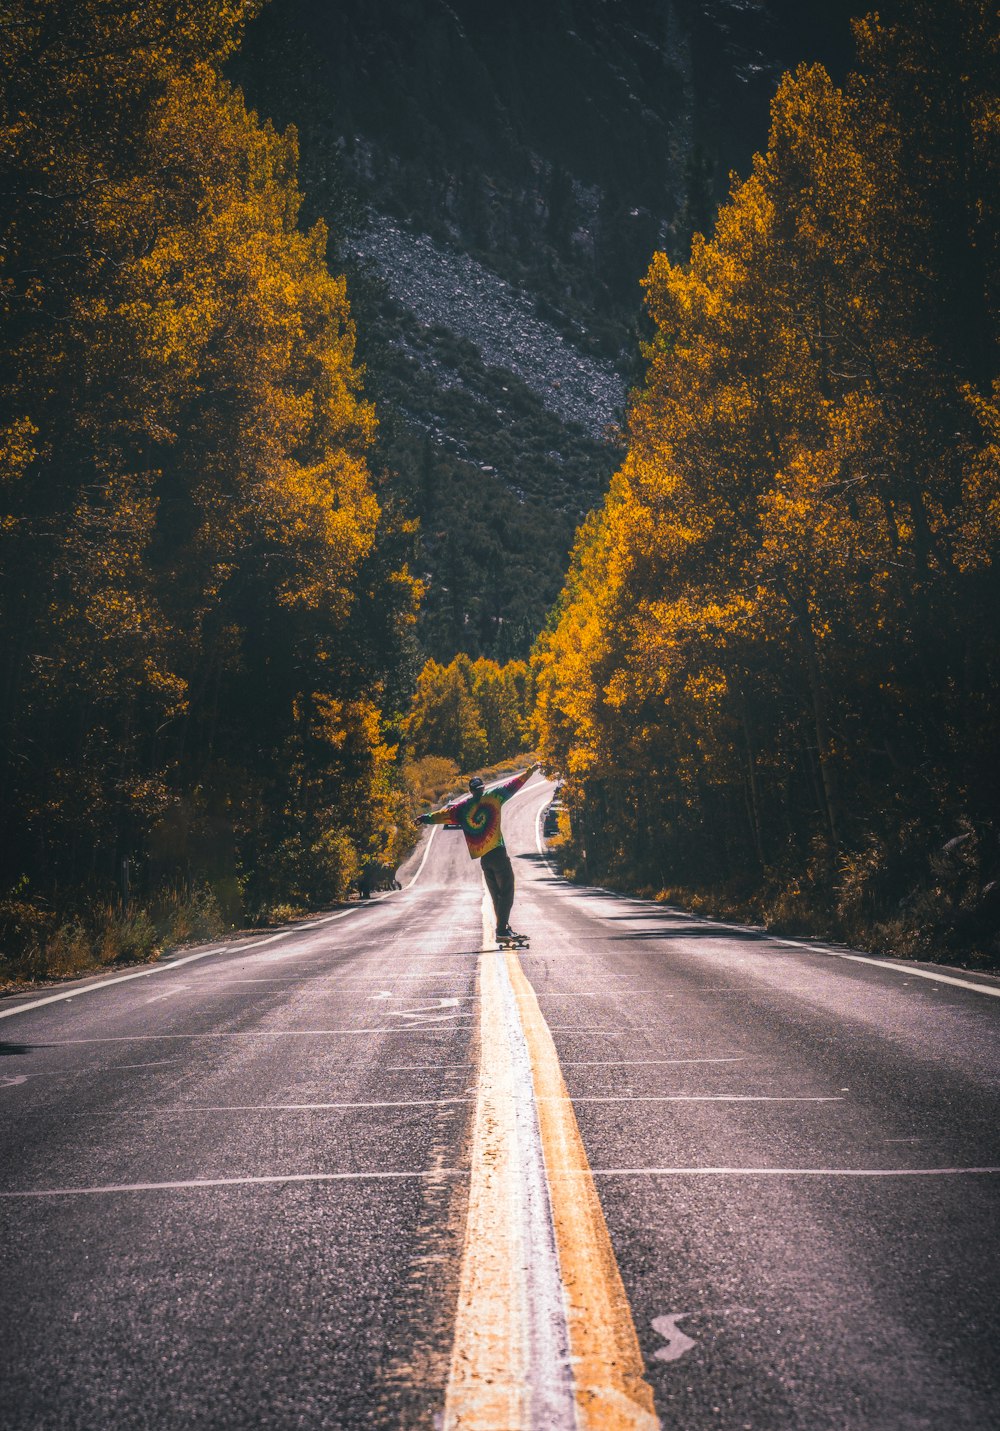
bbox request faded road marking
[0,1169,470,1198]
[651,1314,696,1364]
[562,1059,746,1067]
[83,1098,471,1114]
[24,1027,474,1045]
[560,1095,843,1104]
[144,983,191,1005]
[580,1166,1000,1178]
[387,997,464,1025]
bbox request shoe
[498,927,524,942]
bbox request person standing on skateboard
[417,763,539,942]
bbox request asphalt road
[2,776,999,1429]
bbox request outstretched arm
[416,802,462,827]
[496,762,540,804]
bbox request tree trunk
[793,595,841,852]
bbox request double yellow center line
[443,897,659,1429]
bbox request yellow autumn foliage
[534,0,999,959]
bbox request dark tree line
[0,1,419,970]
[534,0,1000,965]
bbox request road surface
[2,776,999,1429]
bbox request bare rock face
[351,218,626,441]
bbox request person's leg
[481,850,504,929]
[493,848,516,931]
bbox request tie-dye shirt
[425,766,537,859]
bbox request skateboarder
[417,763,540,943]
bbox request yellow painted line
[506,949,660,1431]
[444,883,658,1428]
[443,946,527,1428]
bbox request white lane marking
[583,1166,1000,1178]
[0,1169,470,1198]
[370,993,475,1004]
[404,820,438,887]
[558,1095,843,1103]
[534,992,599,998]
[21,1027,475,1045]
[0,945,248,1021]
[2,1059,182,1081]
[144,983,191,1005]
[543,1028,629,1035]
[84,1098,471,1113]
[563,1059,747,1067]
[651,1314,696,1364]
[329,975,475,985]
[386,997,463,1025]
[383,1063,474,1071]
[88,1094,836,1111]
[531,801,1000,1002]
[1,1075,28,1087]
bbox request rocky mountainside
[234,0,863,660]
[352,218,626,439]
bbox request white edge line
[0,811,452,1024]
[403,819,438,888]
[0,1169,470,1198]
[535,792,561,876]
[771,940,1000,999]
[0,943,255,1021]
[533,798,1000,1003]
[84,1094,837,1109]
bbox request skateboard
[496,933,529,949]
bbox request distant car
[543,800,564,838]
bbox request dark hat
[469,776,485,794]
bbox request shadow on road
[608,927,765,942]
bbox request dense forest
[0,0,420,974]
[405,654,531,773]
[1,0,996,979]
[534,0,1000,966]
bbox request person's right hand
[416,813,431,826]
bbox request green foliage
[534,0,1000,965]
[403,755,462,809]
[406,654,530,769]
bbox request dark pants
[481,845,515,930]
